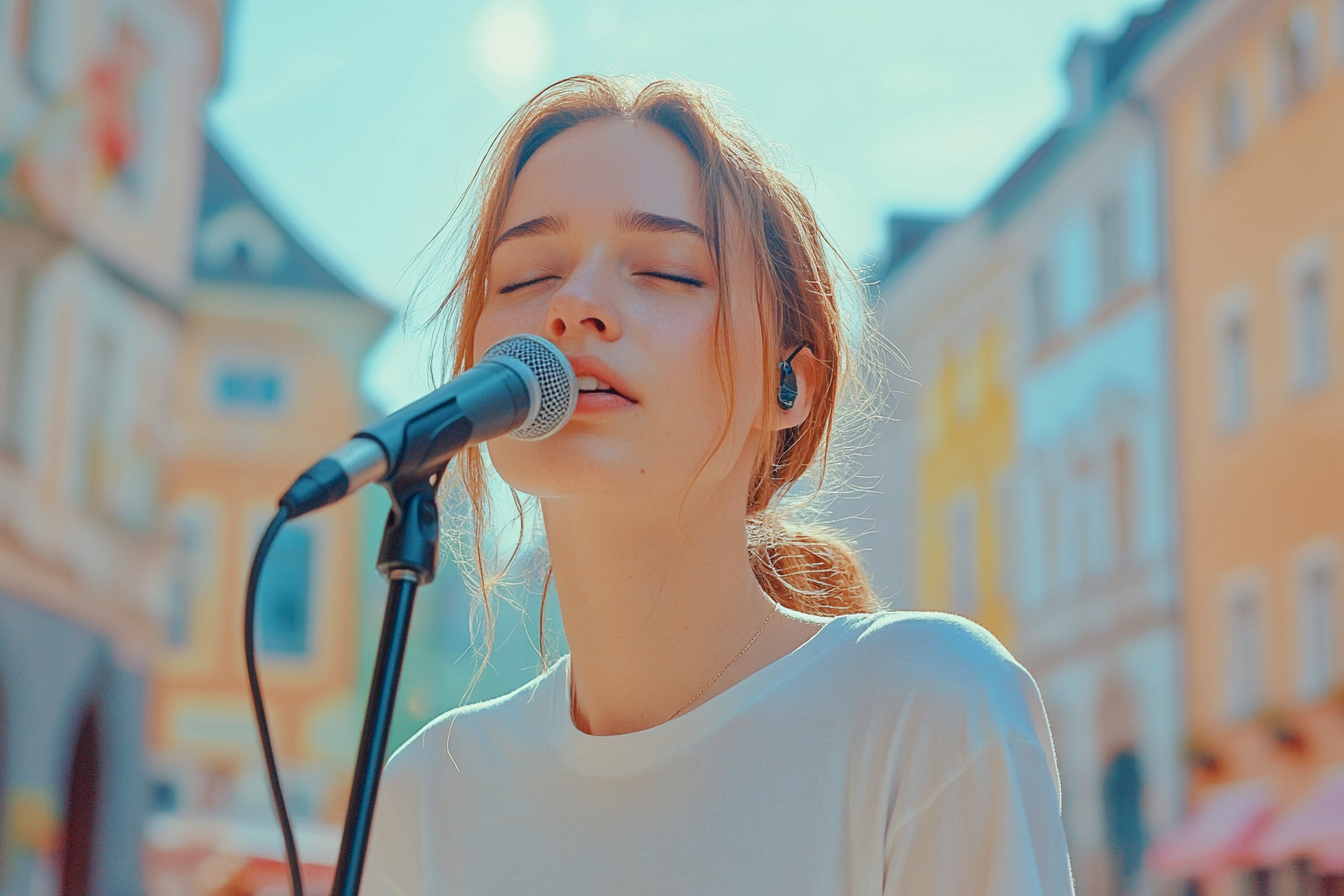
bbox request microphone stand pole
[329,473,442,896]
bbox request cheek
[472,302,542,363]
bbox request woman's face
[474,119,767,503]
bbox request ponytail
[748,514,880,616]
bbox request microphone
[279,334,576,518]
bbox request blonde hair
[433,75,882,647]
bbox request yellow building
[1140,0,1344,890]
[146,138,388,828]
[916,328,1017,643]
[859,214,1018,647]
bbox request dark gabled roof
[874,213,956,283]
[984,0,1201,226]
[194,135,361,296]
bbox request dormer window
[1065,36,1104,124]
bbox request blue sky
[207,0,1157,411]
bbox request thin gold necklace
[670,601,778,719]
[569,601,780,728]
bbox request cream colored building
[0,1,221,892]
[858,7,1189,894]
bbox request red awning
[1251,768,1344,873]
[1147,779,1276,879]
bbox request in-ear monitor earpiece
[777,343,812,411]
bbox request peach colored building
[146,138,388,833]
[1139,0,1344,891]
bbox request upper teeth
[577,376,611,392]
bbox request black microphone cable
[244,504,305,896]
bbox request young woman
[365,75,1074,895]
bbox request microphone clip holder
[330,467,445,896]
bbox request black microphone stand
[329,471,443,896]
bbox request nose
[544,260,621,343]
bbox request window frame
[1269,5,1322,115]
[206,352,293,416]
[1213,287,1254,433]
[1097,195,1127,301]
[1222,571,1268,722]
[1284,237,1331,395]
[1295,538,1339,701]
[947,491,979,617]
[165,499,220,651]
[1029,259,1056,351]
[1207,69,1251,169]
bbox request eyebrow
[615,210,706,241]
[492,210,707,249]
[494,215,566,248]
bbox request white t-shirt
[363,611,1075,895]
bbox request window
[1298,547,1337,700]
[0,268,34,455]
[1042,478,1061,602]
[1098,197,1126,299]
[1210,73,1251,164]
[16,0,53,93]
[213,362,286,412]
[1272,6,1320,113]
[80,332,118,515]
[1111,437,1134,564]
[166,504,215,649]
[1219,311,1252,430]
[257,524,313,658]
[1030,261,1056,349]
[1291,263,1330,391]
[1225,580,1264,720]
[1336,0,1344,63]
[948,496,978,616]
[1075,456,1104,579]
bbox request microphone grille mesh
[481,335,577,440]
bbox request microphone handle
[280,361,533,518]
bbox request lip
[567,355,638,405]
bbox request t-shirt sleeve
[360,740,423,896]
[883,731,1075,895]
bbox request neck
[542,476,776,736]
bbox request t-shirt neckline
[550,613,858,767]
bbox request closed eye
[637,271,705,288]
[498,275,558,295]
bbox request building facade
[0,0,221,893]
[859,212,1019,647]
[146,137,389,833]
[1140,0,1344,891]
[994,16,1190,895]
[860,7,1192,895]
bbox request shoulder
[816,611,1052,755]
[383,663,560,783]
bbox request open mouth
[576,375,631,401]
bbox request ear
[764,346,820,433]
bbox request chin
[484,432,662,500]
